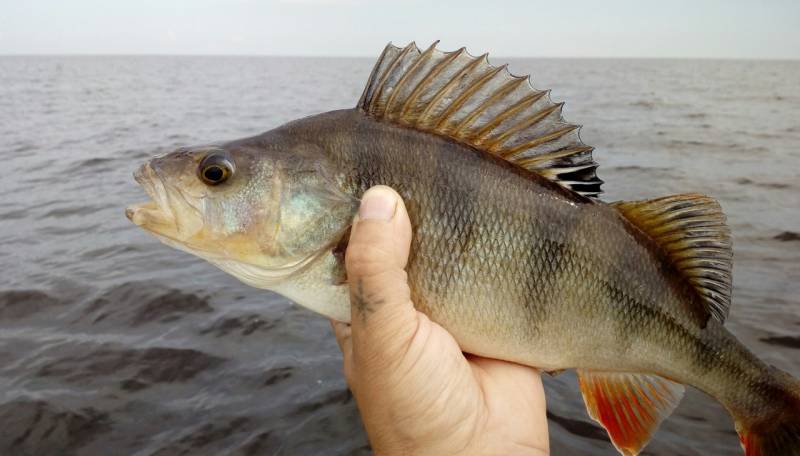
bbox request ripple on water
[773,231,800,242]
[150,417,253,456]
[199,313,277,338]
[0,400,111,455]
[39,205,105,219]
[80,281,213,327]
[0,290,63,321]
[64,156,123,175]
[37,346,225,391]
[735,177,793,190]
[546,410,609,443]
[760,335,800,349]
[262,366,295,386]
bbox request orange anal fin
[577,370,685,456]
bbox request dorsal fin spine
[502,124,581,159]
[433,63,507,130]
[358,43,393,109]
[383,41,438,117]
[369,42,416,115]
[360,42,603,197]
[472,90,548,140]
[517,145,594,168]
[487,102,564,151]
[454,77,528,137]
[417,52,487,127]
[401,47,463,120]
[537,163,597,180]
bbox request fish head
[126,140,358,288]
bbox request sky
[1,0,798,59]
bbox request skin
[331,186,548,455]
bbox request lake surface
[0,54,798,455]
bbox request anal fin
[577,370,685,456]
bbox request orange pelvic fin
[577,369,685,455]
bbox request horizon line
[1,53,798,62]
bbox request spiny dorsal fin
[577,369,685,456]
[358,41,602,198]
[612,194,733,323]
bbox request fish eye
[198,153,234,186]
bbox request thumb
[345,185,417,363]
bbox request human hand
[331,186,549,456]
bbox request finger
[331,320,354,384]
[348,185,412,274]
[330,320,352,356]
[345,186,417,361]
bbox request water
[0,55,798,455]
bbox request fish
[126,42,800,455]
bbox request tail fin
[736,368,800,456]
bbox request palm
[350,311,549,455]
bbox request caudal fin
[736,369,800,456]
[738,419,800,456]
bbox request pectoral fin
[577,369,685,456]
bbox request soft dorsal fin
[577,370,685,456]
[612,194,733,323]
[358,41,602,197]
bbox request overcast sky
[1,0,798,59]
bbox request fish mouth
[126,163,181,238]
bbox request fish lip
[133,163,158,202]
[125,201,156,221]
[127,162,177,227]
